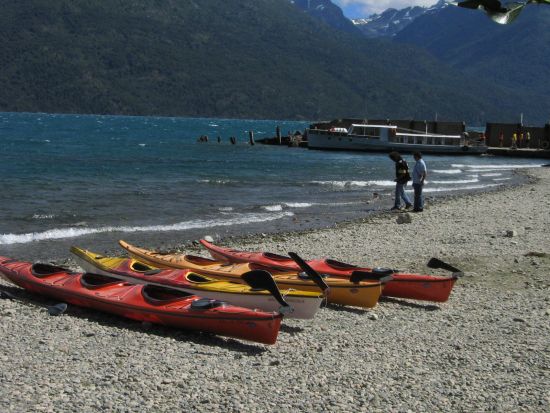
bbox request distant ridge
[0,0,547,123]
[352,1,452,38]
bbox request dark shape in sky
[455,0,550,24]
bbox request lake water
[0,112,544,261]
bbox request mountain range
[0,0,547,123]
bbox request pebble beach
[1,167,549,412]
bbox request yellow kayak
[119,240,386,308]
[70,246,323,319]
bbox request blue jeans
[394,182,412,208]
[413,183,424,210]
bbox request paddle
[241,270,293,315]
[287,252,330,294]
[427,258,464,277]
[349,270,393,284]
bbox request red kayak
[200,239,461,302]
[0,256,282,345]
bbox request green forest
[0,0,547,123]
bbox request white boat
[307,124,488,154]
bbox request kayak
[0,256,282,345]
[119,240,388,308]
[70,246,323,319]
[199,239,459,303]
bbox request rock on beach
[1,168,549,412]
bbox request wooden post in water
[276,125,281,145]
[249,130,255,145]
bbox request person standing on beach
[499,131,504,147]
[412,152,427,212]
[389,152,412,211]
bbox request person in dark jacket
[389,151,412,211]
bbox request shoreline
[1,168,549,412]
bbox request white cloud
[334,1,437,16]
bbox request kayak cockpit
[81,273,124,289]
[324,259,358,270]
[186,273,213,283]
[185,255,218,265]
[31,263,73,278]
[142,285,194,305]
[130,261,161,275]
[264,252,291,261]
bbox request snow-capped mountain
[353,1,452,38]
[289,0,361,34]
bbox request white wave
[283,202,313,208]
[0,212,294,245]
[197,179,235,185]
[311,180,394,188]
[218,207,234,212]
[417,184,500,193]
[32,214,55,220]
[452,164,543,169]
[431,169,462,174]
[138,143,146,147]
[428,178,479,184]
[208,123,219,127]
[262,205,283,212]
[493,177,512,181]
[468,168,516,173]
[481,173,502,177]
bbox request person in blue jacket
[412,152,427,212]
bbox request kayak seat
[186,255,219,265]
[186,273,212,283]
[81,273,124,289]
[142,285,194,305]
[131,261,157,273]
[324,259,357,270]
[264,252,291,261]
[190,298,225,310]
[31,263,73,278]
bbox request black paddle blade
[427,258,463,276]
[288,252,329,293]
[241,270,290,311]
[350,271,393,284]
[47,303,68,316]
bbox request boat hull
[0,257,282,345]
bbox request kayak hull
[71,247,322,319]
[0,257,282,345]
[119,241,385,308]
[200,240,459,302]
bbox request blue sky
[332,1,437,18]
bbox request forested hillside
[0,0,546,122]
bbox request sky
[332,0,438,18]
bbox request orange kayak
[119,240,388,308]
